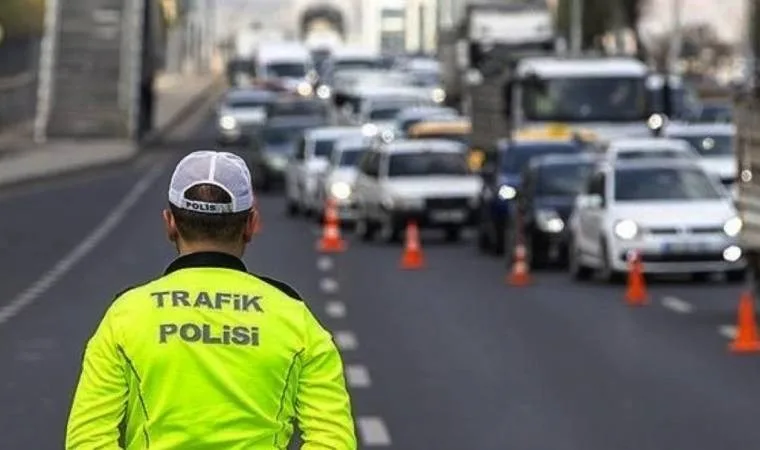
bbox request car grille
[620,252,725,263]
[425,197,470,209]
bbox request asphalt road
[2,111,760,449]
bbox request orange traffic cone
[317,198,346,253]
[729,290,760,353]
[507,242,531,286]
[625,251,648,306]
[400,221,424,269]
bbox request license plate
[661,241,707,253]
[430,210,466,223]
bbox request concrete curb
[141,76,225,147]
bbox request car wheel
[355,210,376,241]
[726,269,746,283]
[598,240,624,283]
[286,200,299,217]
[568,236,593,281]
[444,226,462,242]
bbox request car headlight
[297,82,313,96]
[317,85,331,99]
[330,182,352,200]
[497,185,516,200]
[724,216,742,237]
[219,115,237,130]
[432,88,446,103]
[362,123,378,136]
[613,219,639,240]
[536,209,564,233]
[380,129,395,143]
[265,153,287,170]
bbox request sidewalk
[0,72,223,187]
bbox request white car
[315,136,372,221]
[354,88,436,140]
[285,126,363,216]
[600,137,700,162]
[353,139,482,242]
[568,158,744,282]
[215,89,276,145]
[665,122,736,187]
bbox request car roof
[224,89,277,101]
[607,138,693,151]
[335,136,372,151]
[379,139,466,154]
[609,157,706,172]
[516,56,648,78]
[665,122,735,136]
[331,47,380,59]
[305,126,363,139]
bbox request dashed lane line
[317,256,334,271]
[326,301,347,318]
[661,296,694,314]
[0,160,168,325]
[357,417,392,446]
[333,330,358,350]
[319,277,339,294]
[345,365,372,388]
[719,325,737,339]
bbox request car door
[296,137,315,202]
[354,151,380,217]
[582,171,608,258]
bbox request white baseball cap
[168,150,254,214]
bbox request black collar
[164,251,248,275]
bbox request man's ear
[163,209,179,242]
[243,209,259,243]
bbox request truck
[437,0,557,151]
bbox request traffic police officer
[66,151,357,449]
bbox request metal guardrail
[0,72,37,134]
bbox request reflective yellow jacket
[66,251,356,450]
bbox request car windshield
[614,148,690,160]
[369,107,403,121]
[262,127,302,148]
[670,134,733,157]
[227,99,268,109]
[338,148,367,166]
[412,71,440,87]
[335,59,382,71]
[501,144,581,173]
[614,167,724,201]
[536,163,594,196]
[411,133,469,145]
[314,139,337,158]
[270,101,326,117]
[265,62,306,78]
[522,77,648,122]
[387,151,469,177]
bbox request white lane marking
[0,161,168,325]
[325,301,346,318]
[357,417,392,446]
[719,325,737,339]
[320,277,339,294]
[317,256,333,272]
[333,331,358,350]
[345,364,372,388]
[661,296,693,314]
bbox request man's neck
[177,241,244,259]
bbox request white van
[255,42,316,96]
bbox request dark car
[266,97,331,124]
[505,153,600,269]
[476,139,587,255]
[249,117,325,191]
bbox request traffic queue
[218,42,742,285]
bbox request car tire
[286,200,299,217]
[568,236,593,281]
[726,269,746,283]
[445,226,462,242]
